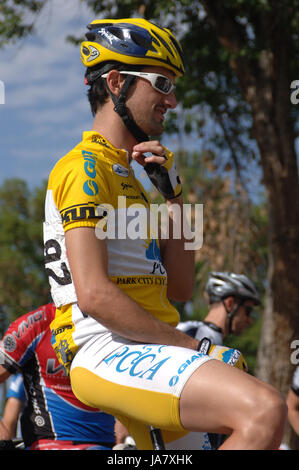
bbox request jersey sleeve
[6,373,26,402]
[0,306,50,373]
[177,321,223,345]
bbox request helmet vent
[168,35,184,65]
[151,30,174,57]
[130,31,156,52]
[86,32,96,41]
[109,26,125,40]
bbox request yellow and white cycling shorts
[70,337,211,449]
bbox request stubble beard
[136,110,164,138]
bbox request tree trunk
[256,251,299,449]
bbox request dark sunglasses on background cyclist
[244,305,259,320]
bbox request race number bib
[43,222,77,307]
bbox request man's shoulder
[177,320,223,344]
[2,304,53,345]
[0,304,54,373]
[49,133,116,180]
[177,320,203,331]
[177,320,204,337]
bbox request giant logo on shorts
[169,353,202,387]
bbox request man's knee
[244,385,287,447]
[255,385,286,424]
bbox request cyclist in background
[178,271,261,345]
[44,17,286,450]
[0,304,115,450]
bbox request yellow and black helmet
[81,18,184,142]
[81,18,185,79]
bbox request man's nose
[164,91,177,109]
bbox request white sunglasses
[102,71,175,95]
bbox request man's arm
[65,226,198,349]
[132,141,195,301]
[0,419,10,440]
[0,365,10,384]
[0,397,22,440]
[286,388,299,435]
[159,195,195,301]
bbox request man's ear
[105,70,125,96]
[223,296,235,311]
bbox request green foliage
[0,0,46,48]
[0,179,50,333]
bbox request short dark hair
[87,78,109,116]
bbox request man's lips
[155,106,167,121]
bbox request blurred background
[0,0,298,449]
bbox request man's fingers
[133,141,165,158]
[131,151,146,165]
[132,141,166,167]
[131,152,166,166]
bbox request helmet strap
[222,298,244,335]
[105,74,149,143]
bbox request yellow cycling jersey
[44,131,179,370]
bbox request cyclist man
[178,271,261,345]
[44,18,286,450]
[0,304,115,450]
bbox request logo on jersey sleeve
[3,335,17,352]
[60,202,99,225]
[83,180,98,196]
[82,150,99,196]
